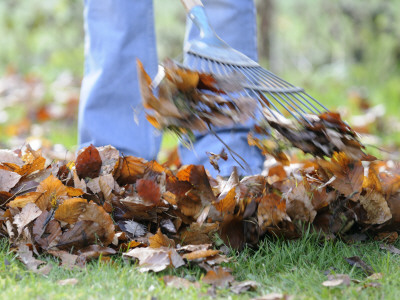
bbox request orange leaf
[117,156,147,185]
[149,229,175,248]
[202,267,235,287]
[8,192,44,209]
[182,249,220,260]
[36,174,68,211]
[54,198,88,224]
[318,152,364,201]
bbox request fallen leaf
[75,145,102,179]
[252,293,293,300]
[0,169,21,192]
[149,228,175,248]
[77,245,116,260]
[17,244,45,271]
[13,202,42,236]
[230,280,258,294]
[319,152,364,201]
[322,274,351,287]
[57,278,79,286]
[35,174,68,211]
[123,247,184,272]
[345,256,374,275]
[54,198,88,224]
[163,275,200,289]
[8,192,45,209]
[379,243,400,255]
[136,178,161,204]
[182,249,220,261]
[202,267,235,287]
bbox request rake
[179,0,330,125]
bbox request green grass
[2,231,400,300]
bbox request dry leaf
[230,280,258,294]
[149,229,175,248]
[123,247,184,272]
[36,174,68,211]
[202,267,235,287]
[75,145,102,179]
[13,202,42,236]
[8,192,45,209]
[54,198,88,224]
[163,275,200,289]
[345,256,374,275]
[0,169,21,192]
[57,278,79,286]
[322,274,351,287]
[319,152,364,201]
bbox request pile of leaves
[1,143,400,285]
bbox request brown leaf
[57,278,79,286]
[374,232,398,243]
[182,249,220,261]
[202,267,235,287]
[17,244,45,271]
[230,280,258,294]
[8,192,45,209]
[149,229,175,248]
[220,216,245,251]
[0,169,21,192]
[117,156,147,185]
[33,211,62,250]
[286,182,317,223]
[345,256,374,275]
[322,274,351,287]
[75,145,102,179]
[54,198,88,224]
[97,145,120,175]
[13,202,42,236]
[123,247,185,272]
[319,152,364,201]
[77,245,116,260]
[257,193,290,233]
[379,243,400,255]
[48,250,84,269]
[180,223,219,245]
[358,191,392,224]
[136,178,161,204]
[163,275,200,289]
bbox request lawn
[1,230,399,299]
[1,2,400,300]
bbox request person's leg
[78,0,162,160]
[179,0,264,177]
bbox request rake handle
[180,0,203,12]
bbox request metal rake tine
[241,66,281,88]
[253,67,292,89]
[292,92,322,114]
[301,92,330,112]
[251,90,281,121]
[282,92,316,115]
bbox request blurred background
[0,0,399,159]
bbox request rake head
[183,5,329,125]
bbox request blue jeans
[78,0,264,177]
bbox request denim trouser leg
[78,0,161,160]
[179,0,264,177]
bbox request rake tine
[251,90,281,121]
[292,92,321,114]
[282,92,316,115]
[301,92,330,112]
